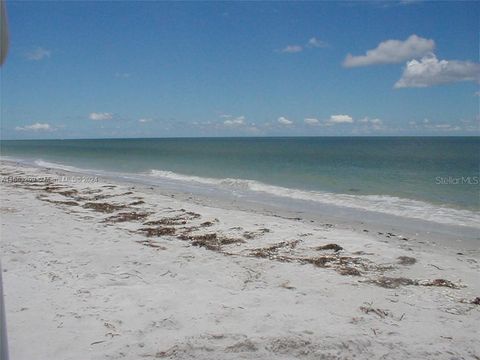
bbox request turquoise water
[1,137,479,216]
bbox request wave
[5,157,478,228]
[34,160,89,173]
[149,169,480,228]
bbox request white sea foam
[34,160,89,173]
[149,169,480,228]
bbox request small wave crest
[34,160,86,173]
[149,169,480,228]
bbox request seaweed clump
[316,243,344,252]
[397,256,417,265]
[105,212,151,223]
[367,277,461,289]
[83,202,127,213]
[179,233,245,251]
[138,227,176,237]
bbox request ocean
[1,137,479,227]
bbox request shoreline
[3,159,479,249]
[2,156,479,228]
[1,161,479,359]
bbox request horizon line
[1,134,480,141]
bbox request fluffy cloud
[277,116,293,125]
[89,112,113,121]
[306,37,328,48]
[304,118,320,125]
[343,35,434,67]
[394,54,480,88]
[327,114,353,124]
[281,45,303,53]
[25,47,51,61]
[359,117,382,125]
[15,123,53,132]
[224,115,246,126]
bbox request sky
[0,0,479,139]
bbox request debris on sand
[304,256,336,267]
[279,281,296,290]
[360,304,390,318]
[41,199,79,206]
[185,211,201,219]
[179,233,245,251]
[138,227,176,237]
[304,255,371,276]
[316,243,343,252]
[249,240,300,260]
[144,216,187,226]
[183,233,219,250]
[471,297,480,305]
[58,189,78,197]
[367,277,462,289]
[83,202,127,213]
[418,279,460,289]
[367,277,416,289]
[397,256,417,265]
[129,200,145,206]
[243,228,271,239]
[43,186,66,193]
[104,212,151,223]
[336,266,361,276]
[136,239,167,250]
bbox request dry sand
[1,162,479,359]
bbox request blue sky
[1,0,479,139]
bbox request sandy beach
[1,161,479,360]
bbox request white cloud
[15,122,53,132]
[89,112,113,121]
[306,37,328,48]
[409,118,472,132]
[25,47,51,61]
[427,123,461,132]
[304,118,320,125]
[359,117,382,125]
[358,117,383,130]
[277,116,293,125]
[138,118,152,123]
[394,54,480,88]
[281,45,303,53]
[343,34,434,67]
[327,114,353,124]
[224,115,246,126]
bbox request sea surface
[1,137,479,227]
